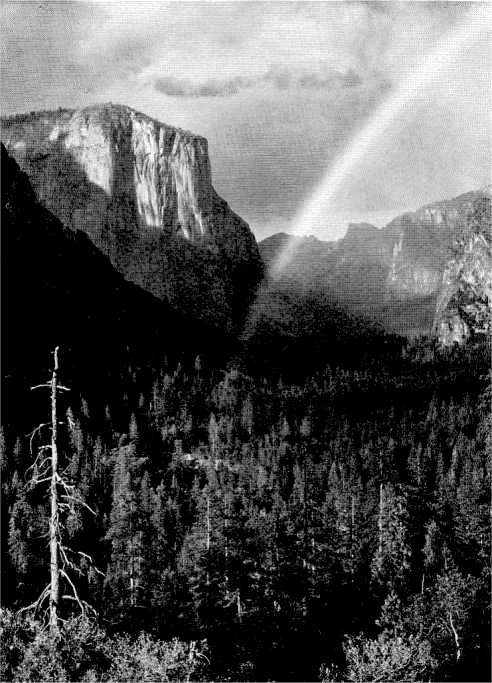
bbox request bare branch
[17,601,41,614]
[59,544,83,576]
[30,476,52,487]
[60,569,85,615]
[17,584,50,615]
[62,595,96,616]
[60,494,96,516]
[57,477,74,491]
[40,607,50,630]
[77,551,106,577]
[30,384,50,391]
[448,611,461,661]
[26,423,50,456]
[61,594,81,603]
[58,543,72,567]
[26,447,52,476]
[32,531,50,540]
[32,464,51,478]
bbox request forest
[1,140,491,682]
[1,332,490,682]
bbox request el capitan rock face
[1,104,263,329]
[259,189,490,337]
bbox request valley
[1,100,490,683]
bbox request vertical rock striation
[1,103,263,329]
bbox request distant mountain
[259,189,491,337]
[1,104,263,331]
[260,232,336,272]
[1,143,230,429]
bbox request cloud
[154,66,378,99]
[155,75,252,98]
[295,68,364,90]
[71,2,471,105]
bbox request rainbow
[270,4,490,279]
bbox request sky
[1,1,490,241]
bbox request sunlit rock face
[433,196,492,345]
[1,104,263,328]
[383,196,482,300]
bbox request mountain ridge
[259,188,491,337]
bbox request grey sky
[1,1,490,240]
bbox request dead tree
[21,347,102,632]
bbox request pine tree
[8,472,31,576]
[105,442,138,617]
[371,483,411,588]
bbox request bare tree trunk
[378,482,384,557]
[224,493,229,597]
[206,495,210,586]
[350,494,355,568]
[130,500,135,607]
[448,611,461,661]
[49,347,60,632]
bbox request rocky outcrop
[1,104,263,329]
[383,192,483,300]
[433,196,491,345]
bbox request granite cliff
[433,196,491,345]
[383,191,485,300]
[1,104,263,329]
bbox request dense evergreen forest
[1,334,490,682]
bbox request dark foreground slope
[1,143,230,430]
